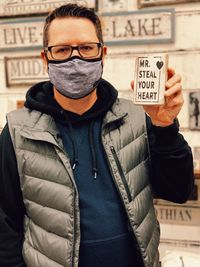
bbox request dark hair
[43,4,103,48]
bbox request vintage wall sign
[138,0,200,8]
[189,91,200,130]
[0,0,96,17]
[102,8,175,45]
[133,53,168,105]
[5,56,48,86]
[0,17,44,50]
[155,204,200,226]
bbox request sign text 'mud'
[5,56,48,86]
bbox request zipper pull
[72,159,78,170]
[93,168,98,179]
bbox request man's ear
[101,45,107,65]
[41,50,48,73]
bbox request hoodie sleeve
[146,115,194,203]
[0,124,27,267]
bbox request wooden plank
[138,0,200,8]
[101,8,175,45]
[0,0,96,17]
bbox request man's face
[41,17,107,70]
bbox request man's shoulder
[6,108,48,132]
[7,107,40,123]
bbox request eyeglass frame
[44,42,103,61]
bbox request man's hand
[131,68,183,127]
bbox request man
[0,4,194,267]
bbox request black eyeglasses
[45,42,103,61]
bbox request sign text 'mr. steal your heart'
[134,54,168,105]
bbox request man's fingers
[166,73,182,89]
[167,67,175,79]
[164,82,182,97]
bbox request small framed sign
[5,56,48,87]
[133,54,168,105]
[0,0,96,18]
[189,91,200,130]
[102,8,175,46]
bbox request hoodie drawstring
[89,120,98,179]
[66,120,79,170]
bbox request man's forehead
[47,17,98,45]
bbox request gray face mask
[48,57,103,99]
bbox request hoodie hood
[25,79,118,123]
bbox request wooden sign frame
[4,55,48,87]
[0,0,97,18]
[102,8,175,46]
[138,0,200,8]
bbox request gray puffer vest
[7,98,160,267]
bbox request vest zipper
[70,189,77,267]
[110,146,132,202]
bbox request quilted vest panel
[7,109,79,267]
[102,98,160,267]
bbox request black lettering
[10,61,21,78]
[112,20,122,38]
[16,27,26,44]
[139,70,143,78]
[151,81,155,89]
[3,28,17,45]
[22,60,31,76]
[139,59,150,68]
[152,17,162,36]
[137,91,157,100]
[138,81,155,90]
[185,210,192,221]
[32,59,42,76]
[123,20,136,37]
[28,26,37,44]
[138,19,149,36]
